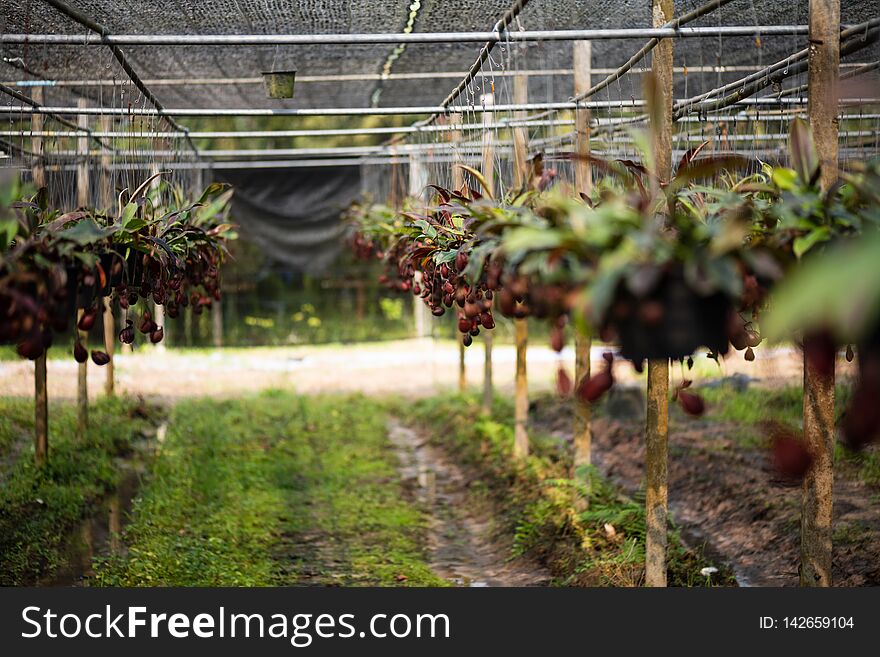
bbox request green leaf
[500,227,563,256]
[56,218,118,245]
[123,217,149,232]
[792,226,831,259]
[1,218,19,246]
[413,219,437,239]
[771,168,798,191]
[789,118,819,186]
[764,234,880,342]
[120,202,139,229]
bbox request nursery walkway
[0,339,810,400]
[92,391,547,587]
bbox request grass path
[95,391,446,586]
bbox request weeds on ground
[0,396,156,585]
[95,392,446,586]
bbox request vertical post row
[645,0,674,589]
[480,93,495,415]
[512,75,529,458]
[31,88,49,467]
[573,40,593,478]
[801,0,840,588]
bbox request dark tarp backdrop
[215,166,362,274]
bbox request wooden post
[573,40,593,477]
[212,300,223,348]
[76,309,89,438]
[511,78,530,457]
[102,297,115,396]
[450,113,468,393]
[99,116,115,396]
[31,88,48,466]
[184,307,193,347]
[645,0,674,588]
[801,0,840,588]
[480,93,495,414]
[408,153,430,339]
[512,76,529,190]
[76,99,90,435]
[149,164,166,352]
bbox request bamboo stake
[31,87,48,467]
[801,0,840,588]
[512,76,529,458]
[76,99,89,435]
[573,40,593,478]
[645,0,674,589]
[480,93,495,414]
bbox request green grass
[699,384,805,426]
[94,391,446,586]
[398,393,732,587]
[700,382,880,486]
[0,396,156,585]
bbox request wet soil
[531,398,880,587]
[387,421,550,587]
[41,424,164,586]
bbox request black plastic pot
[606,270,732,362]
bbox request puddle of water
[387,421,550,587]
[40,425,165,587]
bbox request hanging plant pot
[604,269,732,362]
[261,70,297,99]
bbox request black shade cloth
[215,166,361,274]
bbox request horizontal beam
[3,111,877,141]
[0,119,575,140]
[6,63,873,88]
[4,97,873,118]
[0,26,815,46]
[6,147,875,173]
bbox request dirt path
[0,340,813,400]
[387,421,550,587]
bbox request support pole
[31,87,48,467]
[100,115,115,396]
[212,301,223,348]
[76,98,89,435]
[150,163,166,352]
[512,76,529,458]
[801,0,840,589]
[450,112,468,393]
[480,93,495,415]
[645,0,674,588]
[573,40,593,478]
[408,152,430,339]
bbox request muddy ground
[531,396,880,587]
[388,421,550,586]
